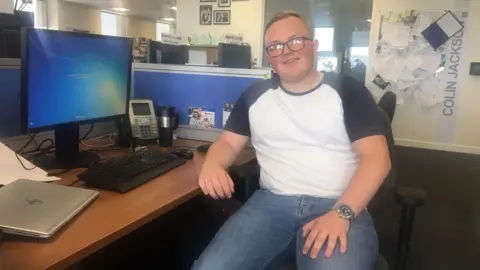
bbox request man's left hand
[302,211,350,259]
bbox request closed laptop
[0,179,98,238]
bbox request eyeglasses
[265,37,312,57]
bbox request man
[194,11,391,270]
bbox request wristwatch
[332,204,355,221]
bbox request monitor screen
[0,11,34,58]
[148,40,186,65]
[218,43,251,69]
[23,29,132,130]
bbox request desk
[0,139,255,270]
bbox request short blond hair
[265,11,311,35]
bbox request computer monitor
[0,11,34,58]
[218,43,251,69]
[147,40,187,65]
[21,28,133,169]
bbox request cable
[81,133,117,148]
[15,133,38,171]
[28,133,39,148]
[17,133,36,153]
[80,123,94,141]
[36,138,54,151]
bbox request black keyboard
[78,149,187,193]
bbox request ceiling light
[111,8,130,12]
[169,6,177,11]
[367,19,372,23]
[162,17,176,22]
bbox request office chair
[377,91,426,270]
[378,91,397,122]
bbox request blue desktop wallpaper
[26,30,131,129]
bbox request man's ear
[313,39,319,52]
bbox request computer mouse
[170,149,194,160]
[197,143,212,154]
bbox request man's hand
[198,162,234,199]
[302,211,349,259]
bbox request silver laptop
[0,179,99,238]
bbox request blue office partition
[132,64,271,129]
[0,68,22,138]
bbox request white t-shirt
[224,72,386,198]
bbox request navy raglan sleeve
[224,91,251,137]
[341,76,386,143]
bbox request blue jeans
[193,189,378,270]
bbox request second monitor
[21,28,133,169]
[147,40,187,65]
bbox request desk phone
[129,99,158,140]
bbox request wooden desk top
[0,140,255,270]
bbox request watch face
[338,205,353,219]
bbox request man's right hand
[198,162,235,199]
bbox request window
[13,0,36,13]
[101,12,118,36]
[156,22,171,41]
[314,27,334,52]
[12,0,45,28]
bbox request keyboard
[78,149,187,193]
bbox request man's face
[265,17,318,83]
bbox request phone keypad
[133,125,157,139]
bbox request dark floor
[78,146,480,270]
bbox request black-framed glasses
[265,37,312,57]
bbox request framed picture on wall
[199,5,213,25]
[214,10,231,25]
[218,0,231,8]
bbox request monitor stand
[31,124,100,170]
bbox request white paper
[437,12,463,37]
[381,22,411,48]
[412,13,433,36]
[188,50,208,65]
[373,54,404,82]
[419,49,442,73]
[399,67,415,81]
[405,55,423,71]
[396,79,417,91]
[407,37,431,54]
[413,77,443,107]
[0,142,59,186]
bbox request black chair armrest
[228,159,260,203]
[228,159,260,178]
[394,186,426,208]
